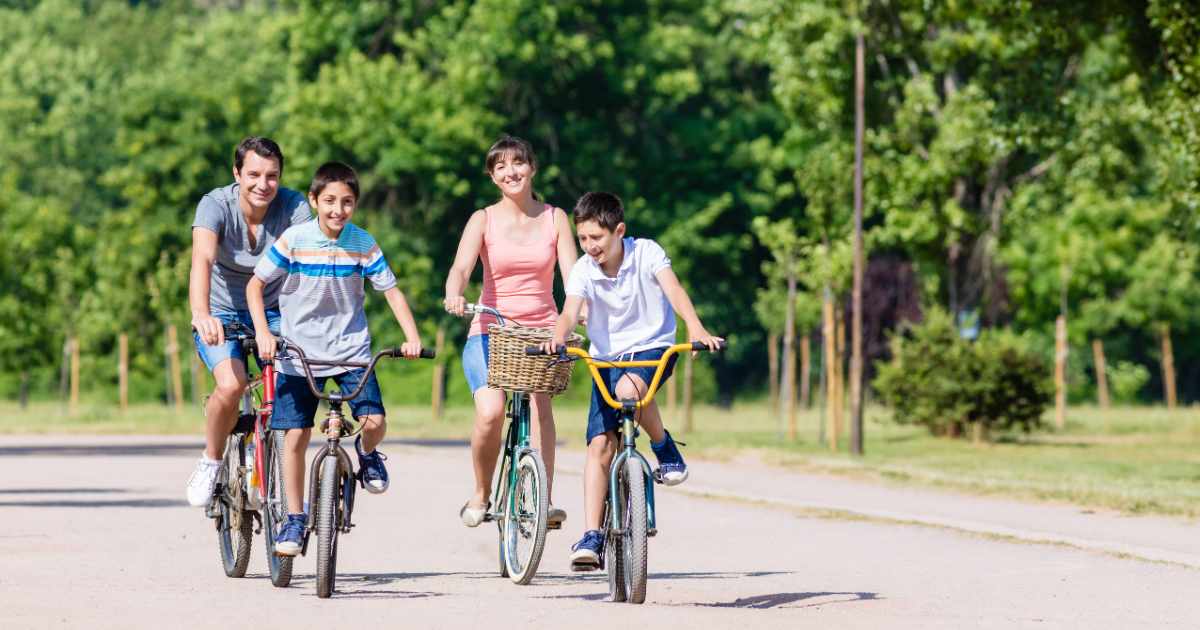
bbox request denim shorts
[586,347,677,444]
[193,308,281,371]
[270,368,385,430]
[461,334,492,396]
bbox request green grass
[4,399,1199,517]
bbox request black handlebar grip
[524,346,547,356]
[690,339,728,352]
[420,348,437,359]
[387,347,438,359]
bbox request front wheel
[315,455,341,598]
[217,436,253,578]
[622,457,649,604]
[503,452,549,585]
[605,478,627,602]
[263,429,293,587]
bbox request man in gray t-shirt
[185,136,312,508]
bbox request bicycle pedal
[547,521,562,530]
[648,528,658,537]
[652,470,665,484]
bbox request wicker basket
[486,324,583,395]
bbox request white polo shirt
[566,237,677,359]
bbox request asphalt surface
[1,435,1196,629]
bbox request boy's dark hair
[309,161,360,200]
[573,192,624,231]
[484,135,537,174]
[234,136,285,173]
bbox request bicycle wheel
[315,455,340,598]
[503,451,549,585]
[263,430,293,587]
[605,480,628,602]
[216,436,253,578]
[622,456,649,604]
[494,452,511,578]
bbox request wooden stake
[59,337,70,408]
[823,291,837,451]
[431,325,446,420]
[682,353,694,433]
[167,324,184,413]
[118,334,129,413]
[191,352,204,405]
[835,308,845,446]
[1091,338,1109,410]
[799,333,811,409]
[779,264,797,439]
[1054,316,1067,430]
[1161,322,1177,410]
[767,332,780,414]
[666,367,677,424]
[70,337,80,414]
[850,27,866,456]
[19,370,29,409]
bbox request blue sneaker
[570,529,605,571]
[274,513,306,557]
[651,431,688,486]
[356,435,389,494]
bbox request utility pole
[850,25,866,456]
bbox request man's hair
[484,134,537,174]
[308,161,360,200]
[234,136,285,173]
[573,192,624,231]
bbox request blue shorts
[461,334,492,396]
[193,308,281,371]
[270,368,386,430]
[586,347,677,444]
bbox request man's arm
[382,287,423,358]
[655,267,722,351]
[189,227,224,346]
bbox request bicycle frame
[488,391,533,524]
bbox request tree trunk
[119,334,129,413]
[431,325,446,420]
[682,353,694,433]
[167,324,184,413]
[667,364,677,424]
[823,288,837,451]
[767,332,780,414]
[1160,322,1177,410]
[59,337,70,408]
[780,264,797,439]
[191,352,204,405]
[799,333,811,409]
[850,27,866,456]
[817,329,827,445]
[835,307,846,447]
[18,370,29,409]
[1054,316,1067,430]
[1091,338,1109,409]
[70,337,80,414]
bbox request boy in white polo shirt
[545,191,723,570]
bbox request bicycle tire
[217,436,253,578]
[623,457,649,604]
[504,452,549,585]
[315,455,340,598]
[606,475,628,602]
[494,453,511,578]
[263,429,293,587]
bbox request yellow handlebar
[565,343,700,411]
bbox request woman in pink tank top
[444,136,580,529]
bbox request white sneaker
[186,456,221,507]
[548,505,567,528]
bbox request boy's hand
[256,330,277,362]
[399,340,423,359]
[537,338,566,355]
[192,314,224,346]
[689,327,724,354]
[443,295,466,317]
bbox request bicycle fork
[608,408,658,538]
[488,393,532,524]
[302,404,357,555]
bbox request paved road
[0,435,1196,629]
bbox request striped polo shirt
[254,220,397,377]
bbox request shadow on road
[0,437,470,458]
[0,487,128,495]
[284,573,450,600]
[0,498,187,508]
[699,591,880,609]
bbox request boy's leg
[613,367,688,486]
[572,375,618,571]
[270,371,319,557]
[283,427,313,515]
[339,369,389,494]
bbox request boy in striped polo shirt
[246,161,424,556]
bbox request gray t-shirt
[192,183,312,312]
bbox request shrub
[874,309,1053,438]
[1107,361,1150,404]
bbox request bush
[1108,361,1150,404]
[874,309,1053,438]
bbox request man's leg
[204,358,249,460]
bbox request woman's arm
[443,209,487,316]
[553,206,587,323]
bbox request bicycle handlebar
[524,339,727,356]
[275,339,435,403]
[460,302,506,326]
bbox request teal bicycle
[461,303,579,584]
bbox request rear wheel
[217,436,253,578]
[503,452,548,585]
[622,457,649,604]
[315,455,340,598]
[263,429,293,587]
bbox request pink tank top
[469,205,560,335]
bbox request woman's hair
[573,192,624,231]
[234,136,285,173]
[484,135,537,174]
[308,161,360,200]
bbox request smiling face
[488,150,536,198]
[309,181,357,239]
[576,218,626,273]
[233,151,281,212]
